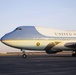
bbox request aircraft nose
[1,34,9,44]
[1,36,5,43]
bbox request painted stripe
[2,40,52,50]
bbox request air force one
[1,26,76,58]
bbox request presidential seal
[36,42,40,46]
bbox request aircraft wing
[65,42,76,48]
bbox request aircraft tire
[22,54,27,58]
[72,53,76,57]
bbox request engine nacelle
[45,50,62,54]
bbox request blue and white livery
[1,26,76,58]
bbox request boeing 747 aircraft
[1,26,76,58]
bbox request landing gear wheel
[22,54,27,58]
[72,51,76,57]
[72,53,76,57]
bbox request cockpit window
[16,27,22,30]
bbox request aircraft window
[16,28,22,30]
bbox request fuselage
[1,26,76,52]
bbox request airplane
[1,26,76,58]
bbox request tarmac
[0,54,76,75]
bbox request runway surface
[0,54,76,75]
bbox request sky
[0,0,76,52]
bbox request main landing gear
[72,51,76,57]
[21,49,27,58]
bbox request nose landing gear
[21,49,27,58]
[22,54,27,58]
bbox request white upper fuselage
[36,26,76,38]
